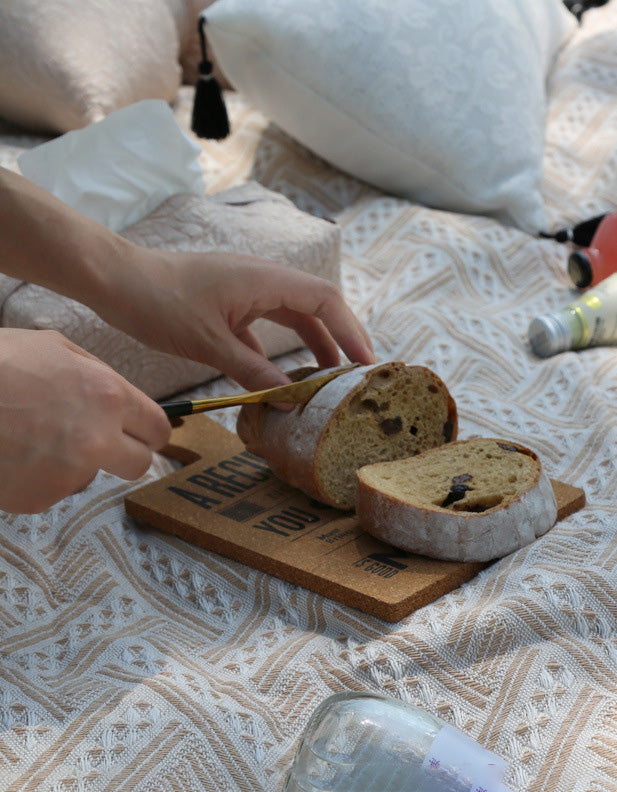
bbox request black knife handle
[160,400,194,419]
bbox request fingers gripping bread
[237,362,457,510]
[356,437,558,562]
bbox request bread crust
[356,438,558,562]
[237,362,457,509]
[236,365,319,458]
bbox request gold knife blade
[160,363,361,418]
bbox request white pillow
[206,0,576,233]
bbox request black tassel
[563,0,610,22]
[191,15,230,140]
[539,212,608,246]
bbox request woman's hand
[95,249,376,392]
[0,166,375,393]
[0,329,171,514]
[0,167,375,512]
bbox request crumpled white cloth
[18,99,205,231]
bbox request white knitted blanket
[1,7,617,791]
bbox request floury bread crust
[236,362,457,510]
[356,438,558,562]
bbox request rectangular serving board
[125,416,586,622]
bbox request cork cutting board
[125,415,586,622]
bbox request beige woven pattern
[1,6,617,791]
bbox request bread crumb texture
[316,363,456,508]
[359,438,537,512]
[357,437,558,562]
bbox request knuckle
[324,279,342,296]
[317,281,343,312]
[40,328,66,346]
[71,425,107,462]
[91,376,126,412]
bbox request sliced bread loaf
[356,437,557,562]
[236,362,457,510]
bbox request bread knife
[160,363,360,419]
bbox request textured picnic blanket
[1,6,617,791]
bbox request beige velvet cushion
[0,0,210,134]
[0,183,341,400]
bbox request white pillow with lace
[206,0,576,233]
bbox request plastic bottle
[282,692,511,792]
[528,272,617,357]
[567,210,617,289]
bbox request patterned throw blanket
[1,7,617,791]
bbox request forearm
[0,167,375,393]
[0,166,135,312]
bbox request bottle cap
[528,312,573,357]
[568,250,592,289]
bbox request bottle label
[565,272,617,348]
[420,725,508,792]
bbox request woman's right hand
[0,328,171,514]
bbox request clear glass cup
[283,692,511,792]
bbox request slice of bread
[356,437,557,562]
[237,362,457,510]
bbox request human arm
[0,166,375,392]
[0,166,374,512]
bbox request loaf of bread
[236,362,457,510]
[356,437,557,562]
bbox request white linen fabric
[206,0,576,233]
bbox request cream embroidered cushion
[0,0,210,134]
[206,0,576,233]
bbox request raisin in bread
[236,362,457,510]
[356,437,557,562]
